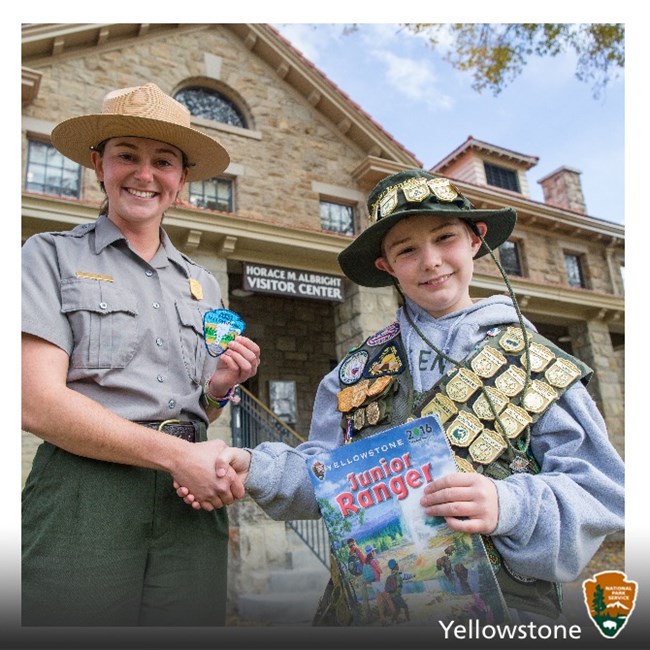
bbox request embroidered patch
[365,344,405,378]
[366,322,400,347]
[339,350,369,385]
[203,308,246,358]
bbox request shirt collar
[92,214,188,275]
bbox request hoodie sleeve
[490,382,624,582]
[243,366,344,520]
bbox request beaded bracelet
[203,381,239,410]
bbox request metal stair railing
[232,386,330,570]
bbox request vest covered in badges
[334,321,592,619]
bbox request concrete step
[238,583,328,625]
[269,567,328,592]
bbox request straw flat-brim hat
[50,83,229,182]
[338,169,517,287]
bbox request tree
[592,583,607,616]
[401,23,624,98]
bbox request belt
[137,419,199,443]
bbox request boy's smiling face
[374,214,486,319]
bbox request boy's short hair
[338,169,517,287]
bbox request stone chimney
[538,166,587,214]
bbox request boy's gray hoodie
[245,295,624,584]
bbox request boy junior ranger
[178,169,624,623]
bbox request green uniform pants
[22,441,229,626]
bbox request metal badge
[339,350,369,385]
[366,375,393,398]
[444,368,482,403]
[366,401,383,426]
[427,177,459,202]
[469,429,508,465]
[470,346,507,378]
[353,408,366,430]
[494,365,527,397]
[366,344,404,377]
[337,386,355,413]
[522,380,558,414]
[351,380,371,408]
[401,177,430,202]
[521,342,556,373]
[445,410,483,448]
[369,200,380,224]
[545,358,582,388]
[454,454,476,473]
[189,278,203,301]
[508,452,533,474]
[472,387,508,421]
[495,403,533,439]
[379,188,398,218]
[421,393,458,424]
[498,327,531,354]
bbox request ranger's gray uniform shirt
[22,214,221,424]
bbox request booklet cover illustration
[307,415,508,626]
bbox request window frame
[498,239,525,277]
[564,251,587,288]
[188,176,234,213]
[25,138,82,199]
[174,86,248,129]
[319,199,356,237]
[484,162,521,193]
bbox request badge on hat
[203,308,246,357]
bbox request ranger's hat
[50,83,230,182]
[338,169,517,287]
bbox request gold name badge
[421,393,458,424]
[472,387,508,421]
[521,342,556,373]
[445,368,482,403]
[495,403,533,439]
[470,346,507,378]
[469,429,508,465]
[494,365,527,397]
[75,271,113,282]
[521,380,558,414]
[545,358,582,388]
[445,410,483,448]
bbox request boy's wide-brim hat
[338,169,517,287]
[50,83,230,182]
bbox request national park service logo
[583,570,638,639]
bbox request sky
[273,22,625,225]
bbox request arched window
[174,87,247,128]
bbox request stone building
[21,23,624,623]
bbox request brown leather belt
[137,419,199,443]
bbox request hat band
[369,177,461,223]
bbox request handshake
[172,440,253,512]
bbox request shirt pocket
[61,279,139,369]
[175,301,208,385]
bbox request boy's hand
[420,472,499,535]
[173,446,252,511]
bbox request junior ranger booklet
[306,415,509,626]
